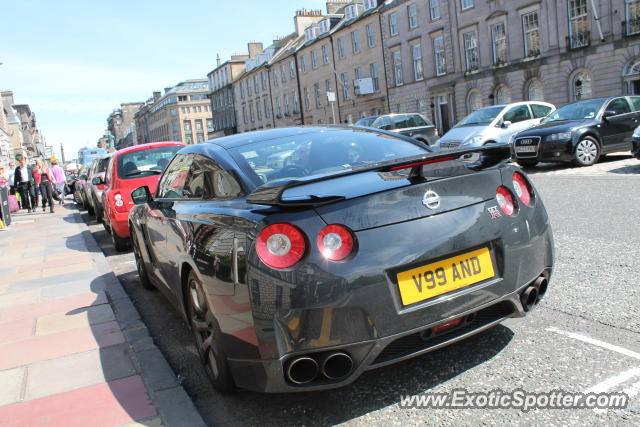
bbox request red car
[99,141,184,251]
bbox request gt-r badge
[422,190,440,210]
[488,206,502,219]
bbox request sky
[1,0,327,161]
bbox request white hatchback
[436,102,556,150]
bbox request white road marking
[584,368,640,394]
[547,327,640,415]
[547,327,640,360]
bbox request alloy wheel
[575,138,599,166]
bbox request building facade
[135,80,213,145]
[207,55,250,139]
[331,0,389,123]
[380,0,640,134]
[108,102,143,149]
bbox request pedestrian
[13,157,36,213]
[7,161,16,197]
[35,159,56,213]
[50,157,67,205]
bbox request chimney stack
[247,41,264,58]
[293,9,324,36]
[216,54,221,67]
[153,91,161,101]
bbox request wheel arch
[573,131,602,152]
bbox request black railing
[567,31,590,49]
[624,17,640,36]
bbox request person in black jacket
[13,157,36,213]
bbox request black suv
[356,113,438,146]
[513,96,640,167]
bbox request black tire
[517,159,539,168]
[111,229,130,252]
[94,196,103,223]
[186,270,236,393]
[86,202,95,216]
[574,136,600,166]
[132,229,154,290]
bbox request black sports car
[513,96,640,167]
[128,127,554,393]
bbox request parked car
[631,125,640,160]
[72,169,89,208]
[99,141,184,251]
[84,154,114,221]
[513,96,640,167]
[355,113,439,146]
[128,127,554,393]
[436,102,556,151]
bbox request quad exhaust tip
[286,357,319,385]
[321,352,354,380]
[521,276,548,312]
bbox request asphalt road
[84,155,640,426]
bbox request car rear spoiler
[246,144,511,207]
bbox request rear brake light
[97,184,105,190]
[113,192,127,213]
[317,224,355,261]
[496,186,516,216]
[512,172,533,206]
[256,223,306,269]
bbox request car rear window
[116,145,182,180]
[229,129,430,185]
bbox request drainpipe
[589,0,605,42]
[378,11,392,115]
[329,33,343,124]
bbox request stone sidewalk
[0,202,205,427]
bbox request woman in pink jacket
[35,160,57,213]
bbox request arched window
[623,60,640,95]
[467,89,483,113]
[572,71,592,101]
[526,79,544,101]
[495,85,512,104]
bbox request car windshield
[456,106,505,126]
[355,117,376,127]
[117,145,182,179]
[542,99,605,123]
[229,129,430,185]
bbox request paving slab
[0,291,107,323]
[25,344,136,400]
[0,376,156,427]
[35,304,116,335]
[40,278,107,300]
[0,289,41,310]
[9,270,100,291]
[0,321,124,370]
[0,367,25,406]
[0,318,34,343]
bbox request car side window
[373,116,393,130]
[630,96,640,111]
[503,105,532,123]
[105,158,114,185]
[606,98,631,115]
[198,155,244,200]
[409,114,429,127]
[531,104,553,119]
[393,115,412,129]
[156,154,192,199]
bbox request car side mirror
[602,110,617,119]
[91,176,104,186]
[501,120,512,128]
[131,186,153,205]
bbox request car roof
[203,127,346,149]
[114,141,184,156]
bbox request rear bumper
[228,272,551,393]
[109,209,131,238]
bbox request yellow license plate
[396,247,495,306]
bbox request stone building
[0,95,14,164]
[296,9,343,125]
[135,79,213,145]
[207,54,250,139]
[331,0,389,123]
[381,0,640,134]
[233,42,278,133]
[270,9,329,128]
[107,102,143,149]
[12,103,43,159]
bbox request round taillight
[256,223,306,269]
[317,225,355,261]
[512,172,533,206]
[496,186,516,216]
